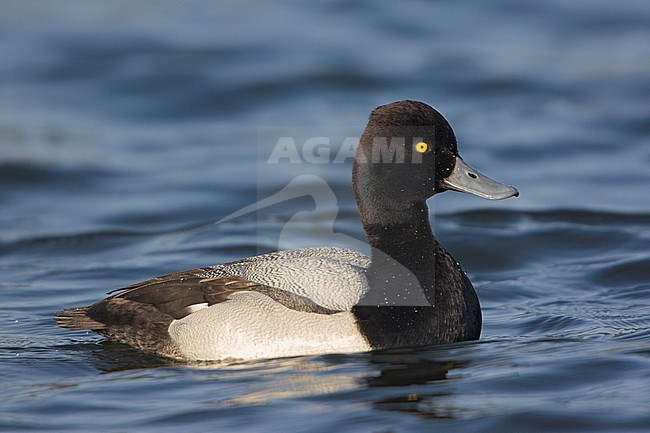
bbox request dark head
[353,100,518,224]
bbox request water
[1,0,649,431]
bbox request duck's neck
[360,201,438,307]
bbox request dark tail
[55,307,106,330]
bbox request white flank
[168,291,370,361]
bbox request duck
[55,100,518,361]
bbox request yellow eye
[414,141,429,153]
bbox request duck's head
[353,100,518,223]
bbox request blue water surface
[1,1,649,432]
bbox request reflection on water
[211,358,362,406]
[57,341,183,372]
[366,351,468,419]
[365,351,462,387]
[76,338,479,419]
[9,338,511,428]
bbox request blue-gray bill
[443,156,519,200]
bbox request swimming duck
[56,100,518,361]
